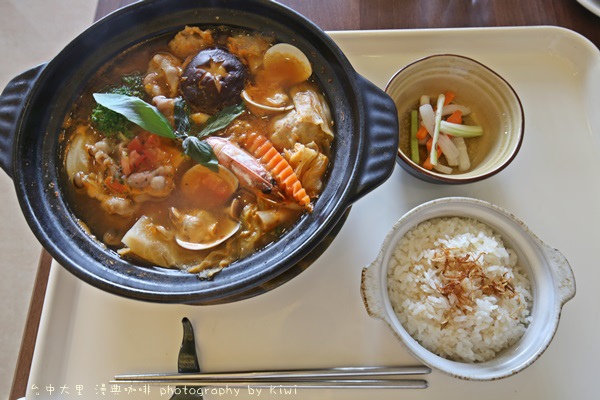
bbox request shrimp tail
[240,132,312,210]
[205,136,274,193]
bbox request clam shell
[241,90,294,113]
[263,43,312,83]
[175,220,240,251]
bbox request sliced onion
[433,163,453,174]
[442,104,471,116]
[452,137,471,172]
[437,134,460,166]
[419,103,435,135]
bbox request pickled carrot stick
[416,124,429,140]
[446,109,463,124]
[443,91,456,105]
[422,156,434,170]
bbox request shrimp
[239,132,311,210]
[205,136,275,194]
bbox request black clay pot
[0,0,398,304]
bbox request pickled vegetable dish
[404,92,484,174]
[61,26,334,277]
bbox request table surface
[9,0,600,399]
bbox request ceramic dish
[361,197,576,380]
[0,0,398,304]
[385,54,524,184]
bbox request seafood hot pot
[0,0,398,304]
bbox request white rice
[387,217,532,363]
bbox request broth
[61,25,334,276]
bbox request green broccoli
[120,74,144,96]
[91,73,145,138]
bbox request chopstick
[111,379,429,389]
[115,366,430,381]
[113,366,431,389]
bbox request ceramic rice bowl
[361,197,575,380]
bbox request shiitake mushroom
[180,47,247,114]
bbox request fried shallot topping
[433,247,517,321]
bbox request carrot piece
[416,124,429,140]
[104,176,128,193]
[446,109,463,124]
[240,132,312,210]
[426,137,443,157]
[422,156,434,170]
[443,91,456,105]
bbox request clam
[175,225,240,251]
[241,43,312,114]
[263,43,312,84]
[170,207,241,251]
[180,164,239,208]
[241,89,294,113]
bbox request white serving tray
[577,0,600,17]
[27,27,600,399]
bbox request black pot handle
[0,64,46,179]
[348,74,399,203]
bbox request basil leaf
[182,136,219,172]
[173,97,191,139]
[93,93,175,139]
[196,103,245,138]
